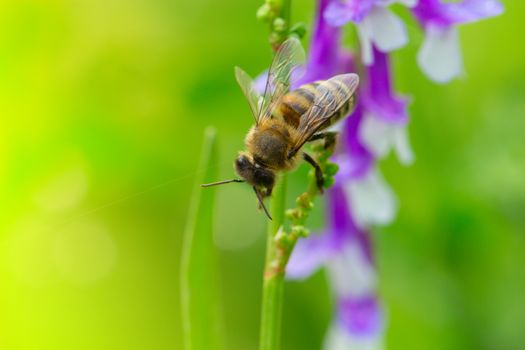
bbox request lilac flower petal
[354,222,375,264]
[333,152,373,183]
[359,113,397,159]
[364,47,409,123]
[324,0,376,26]
[326,185,355,235]
[287,230,334,279]
[324,1,358,27]
[357,6,409,65]
[413,1,502,82]
[393,126,415,164]
[324,322,384,350]
[337,295,384,337]
[297,0,355,86]
[327,186,377,264]
[336,105,375,182]
[413,0,504,28]
[367,7,408,53]
[356,21,374,65]
[343,168,398,228]
[326,238,378,297]
[359,113,415,164]
[417,26,463,83]
[286,185,375,278]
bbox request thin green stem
[257,3,294,346]
[258,139,337,350]
[259,174,287,350]
[281,0,291,25]
[257,1,329,348]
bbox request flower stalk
[259,173,286,350]
[257,0,306,49]
[259,140,337,350]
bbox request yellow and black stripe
[276,82,319,128]
[276,76,355,131]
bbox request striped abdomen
[276,76,355,130]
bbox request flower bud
[286,208,301,220]
[325,163,339,176]
[269,32,283,48]
[272,17,287,33]
[296,193,313,210]
[256,4,272,22]
[292,225,310,238]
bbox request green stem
[259,174,287,350]
[258,139,336,350]
[281,0,291,25]
[258,0,293,342]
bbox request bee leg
[303,152,324,193]
[308,132,337,150]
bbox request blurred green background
[1,0,524,349]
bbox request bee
[202,37,358,219]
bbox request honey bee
[202,37,358,219]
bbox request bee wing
[235,66,262,123]
[290,74,359,156]
[258,37,306,124]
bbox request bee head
[235,152,275,191]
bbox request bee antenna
[253,187,272,221]
[201,179,245,187]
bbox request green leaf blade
[180,127,222,350]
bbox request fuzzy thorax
[245,119,300,171]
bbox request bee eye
[235,155,250,170]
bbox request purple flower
[362,47,408,124]
[297,0,353,85]
[284,0,502,348]
[331,47,413,186]
[324,295,384,349]
[359,47,414,165]
[325,0,417,64]
[342,167,398,229]
[324,0,375,24]
[337,296,383,337]
[412,0,503,83]
[333,106,374,181]
[413,0,503,27]
[287,185,360,279]
[287,184,385,349]
[323,240,385,350]
[287,2,411,348]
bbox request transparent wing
[258,37,306,123]
[290,74,359,156]
[235,66,262,123]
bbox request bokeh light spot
[33,165,88,212]
[6,216,56,287]
[53,221,117,286]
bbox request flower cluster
[286,0,502,349]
